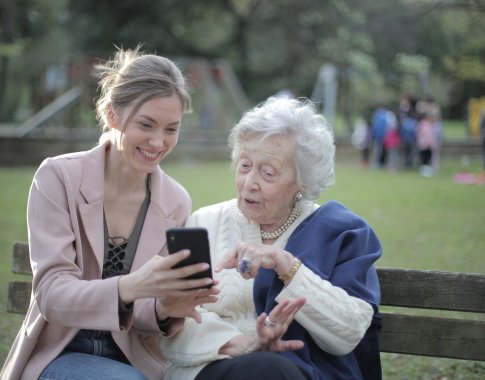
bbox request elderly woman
[162,97,382,380]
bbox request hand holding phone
[166,227,213,289]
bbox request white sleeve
[161,309,242,367]
[275,264,374,356]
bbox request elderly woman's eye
[261,166,275,177]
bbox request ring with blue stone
[237,257,252,274]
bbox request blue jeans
[39,330,147,380]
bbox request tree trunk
[0,56,9,118]
[340,65,354,136]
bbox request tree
[64,0,372,99]
[0,0,69,120]
[0,0,31,119]
[4,0,485,126]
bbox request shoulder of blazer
[34,143,106,205]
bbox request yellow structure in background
[468,97,485,138]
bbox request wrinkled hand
[219,297,306,356]
[119,250,219,322]
[215,241,295,280]
[256,297,306,351]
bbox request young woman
[1,47,218,380]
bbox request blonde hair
[94,45,192,137]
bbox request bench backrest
[378,268,485,361]
[6,241,485,361]
[7,241,32,314]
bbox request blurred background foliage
[1,0,485,133]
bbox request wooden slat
[12,241,32,275]
[7,281,32,314]
[9,241,32,314]
[5,244,485,362]
[379,312,485,361]
[377,268,485,312]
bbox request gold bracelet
[278,257,302,285]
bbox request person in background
[1,47,219,380]
[416,109,438,177]
[162,97,383,380]
[398,97,418,170]
[417,96,443,172]
[351,109,373,168]
[383,111,400,172]
[371,104,390,169]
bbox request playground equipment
[181,59,250,143]
[4,58,249,141]
[468,97,485,139]
[311,63,338,125]
[13,87,82,138]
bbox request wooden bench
[6,241,485,361]
[7,241,32,314]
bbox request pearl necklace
[260,201,301,240]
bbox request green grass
[442,119,470,141]
[1,158,484,378]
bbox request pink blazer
[1,141,191,380]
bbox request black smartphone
[166,227,213,288]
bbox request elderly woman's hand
[215,241,298,281]
[219,297,306,356]
[256,297,306,351]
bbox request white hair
[229,97,335,200]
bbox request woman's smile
[137,147,161,161]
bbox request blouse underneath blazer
[0,141,191,380]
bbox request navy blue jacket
[254,201,382,380]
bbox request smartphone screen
[166,227,212,288]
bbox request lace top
[102,175,151,279]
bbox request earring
[295,192,303,202]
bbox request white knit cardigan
[161,199,373,380]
